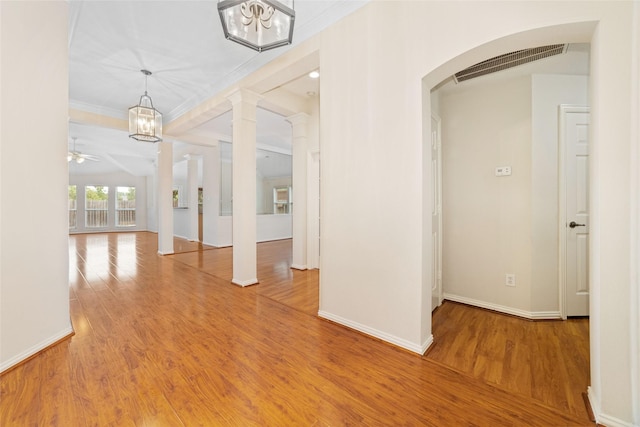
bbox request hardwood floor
[428,301,590,419]
[0,232,593,426]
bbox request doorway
[425,41,591,419]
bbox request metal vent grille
[453,44,568,83]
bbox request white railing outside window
[69,185,77,229]
[85,186,108,228]
[116,186,136,227]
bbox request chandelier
[128,70,162,143]
[218,0,295,52]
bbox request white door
[431,115,442,311]
[560,106,590,317]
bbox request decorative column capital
[227,88,263,107]
[286,112,310,126]
[287,112,310,139]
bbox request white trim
[0,326,74,373]
[443,293,562,320]
[157,250,174,256]
[422,334,434,354]
[558,105,590,320]
[431,112,444,308]
[588,386,636,427]
[290,264,307,270]
[69,100,127,120]
[232,278,258,287]
[318,310,428,354]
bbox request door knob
[569,221,585,228]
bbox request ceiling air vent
[453,44,568,83]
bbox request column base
[231,278,259,287]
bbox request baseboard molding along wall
[587,386,636,427]
[318,310,432,355]
[0,327,74,374]
[443,293,562,320]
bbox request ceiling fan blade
[80,154,100,161]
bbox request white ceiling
[68,2,589,181]
[68,0,364,178]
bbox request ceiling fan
[68,137,99,164]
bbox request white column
[307,99,321,269]
[307,150,321,269]
[202,144,220,246]
[186,155,199,241]
[287,113,309,270]
[157,141,174,255]
[228,89,261,286]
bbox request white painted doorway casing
[559,105,590,318]
[431,114,443,311]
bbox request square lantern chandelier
[218,0,295,52]
[128,69,162,143]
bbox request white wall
[215,216,233,247]
[0,2,72,372]
[220,160,232,215]
[146,174,157,232]
[257,214,292,242]
[212,214,292,247]
[172,208,190,239]
[259,175,291,214]
[441,76,533,314]
[69,172,148,234]
[317,2,638,424]
[438,73,588,318]
[531,74,588,313]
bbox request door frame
[431,113,443,309]
[558,104,589,320]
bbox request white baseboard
[157,250,174,256]
[422,334,434,354]
[318,310,426,354]
[588,387,636,427]
[0,326,74,373]
[257,235,292,243]
[290,264,307,271]
[232,278,258,287]
[596,414,635,427]
[443,293,562,320]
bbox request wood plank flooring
[1,232,593,426]
[428,301,590,419]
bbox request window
[173,186,185,208]
[68,185,77,229]
[85,185,108,228]
[273,186,292,214]
[116,186,136,227]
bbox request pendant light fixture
[128,69,162,143]
[218,0,295,52]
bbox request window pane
[68,185,77,229]
[116,186,136,227]
[273,186,292,214]
[85,185,108,228]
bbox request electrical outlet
[505,274,516,287]
[495,166,512,176]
